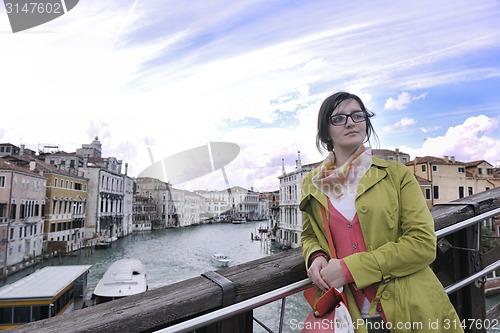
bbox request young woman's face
[328,98,367,151]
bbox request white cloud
[384,92,428,111]
[420,125,441,133]
[403,115,500,164]
[382,117,417,133]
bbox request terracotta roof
[407,156,465,165]
[1,155,86,180]
[372,149,408,156]
[465,160,492,167]
[0,159,41,176]
[1,154,57,172]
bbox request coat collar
[300,156,389,211]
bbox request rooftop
[0,265,91,301]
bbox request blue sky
[1,0,499,191]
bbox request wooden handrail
[9,187,500,333]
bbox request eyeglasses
[329,111,367,126]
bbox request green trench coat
[300,157,464,333]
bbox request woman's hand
[307,256,330,292]
[319,259,347,289]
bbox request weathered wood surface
[8,188,500,333]
[431,187,500,230]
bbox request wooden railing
[8,187,500,333]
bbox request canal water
[1,220,499,332]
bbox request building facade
[406,156,499,206]
[0,159,46,276]
[276,152,319,249]
[132,195,157,232]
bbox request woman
[300,92,463,333]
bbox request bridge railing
[10,187,500,333]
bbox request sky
[1,0,499,192]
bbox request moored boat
[231,217,247,224]
[95,236,118,249]
[92,258,148,305]
[0,265,91,330]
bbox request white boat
[92,258,148,305]
[95,236,118,249]
[231,217,247,224]
[211,253,231,267]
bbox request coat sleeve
[300,176,330,270]
[301,210,327,270]
[342,163,437,290]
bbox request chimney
[450,156,455,163]
[282,158,286,175]
[395,148,399,154]
[125,163,128,176]
[444,156,449,163]
[20,144,25,156]
[29,161,36,171]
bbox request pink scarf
[312,146,372,200]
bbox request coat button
[359,206,368,213]
[381,291,391,300]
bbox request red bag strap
[320,204,348,305]
[320,205,337,259]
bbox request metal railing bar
[445,260,500,294]
[278,297,286,333]
[436,208,500,238]
[155,279,312,333]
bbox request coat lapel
[300,166,328,212]
[356,157,388,198]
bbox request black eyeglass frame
[329,111,367,126]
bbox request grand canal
[0,220,311,333]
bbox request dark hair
[315,91,377,153]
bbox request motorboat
[95,236,118,249]
[92,258,148,305]
[231,217,247,224]
[211,253,231,267]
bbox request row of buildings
[275,149,500,249]
[0,139,271,277]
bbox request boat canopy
[0,265,91,302]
